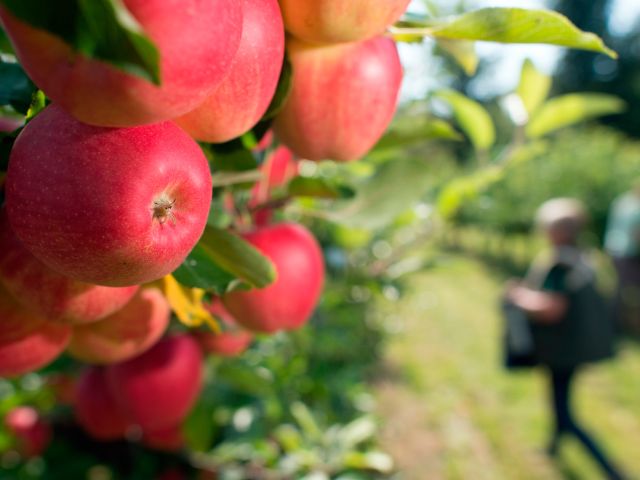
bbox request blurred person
[605,183,640,337]
[505,198,624,480]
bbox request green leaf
[199,226,276,289]
[375,118,463,151]
[437,166,505,220]
[211,170,264,188]
[437,39,478,76]
[526,93,626,138]
[429,8,616,58]
[0,0,161,84]
[209,140,258,172]
[517,59,552,117]
[0,25,14,53]
[184,401,216,452]
[343,451,394,473]
[0,59,36,113]
[273,424,304,453]
[216,362,274,396]
[338,417,376,447]
[434,89,495,151]
[172,243,238,294]
[288,177,355,200]
[325,158,432,230]
[290,402,322,441]
[173,226,276,293]
[26,90,46,120]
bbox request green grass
[374,251,640,480]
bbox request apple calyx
[152,194,176,225]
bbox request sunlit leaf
[437,166,504,220]
[343,451,394,473]
[526,93,625,138]
[437,39,478,75]
[274,424,303,453]
[375,118,463,151]
[517,59,552,117]
[338,417,376,447]
[434,89,495,151]
[429,8,616,58]
[290,402,322,441]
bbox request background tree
[554,0,640,137]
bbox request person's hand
[503,278,522,301]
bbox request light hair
[535,198,588,238]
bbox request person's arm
[507,284,568,324]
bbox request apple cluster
[75,334,203,451]
[0,0,408,450]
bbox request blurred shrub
[455,126,640,241]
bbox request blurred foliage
[454,126,640,241]
[553,0,640,138]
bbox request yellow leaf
[163,275,221,333]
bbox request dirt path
[373,254,640,480]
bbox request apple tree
[0,1,616,478]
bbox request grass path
[374,252,640,480]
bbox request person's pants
[548,368,624,480]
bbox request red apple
[156,468,188,480]
[250,146,298,226]
[0,1,243,127]
[176,0,284,143]
[194,330,253,357]
[6,105,212,287]
[75,367,129,441]
[142,424,185,452]
[222,223,324,333]
[274,36,402,162]
[68,288,170,365]
[251,146,298,205]
[254,130,275,152]
[4,406,51,457]
[106,335,203,431]
[0,208,138,324]
[0,285,71,378]
[278,0,410,44]
[194,299,253,357]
